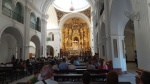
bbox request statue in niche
[72,37,79,50]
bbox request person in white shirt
[35,64,58,84]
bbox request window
[30,13,36,29]
[48,32,54,41]
[13,2,24,23]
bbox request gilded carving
[61,17,91,56]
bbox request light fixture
[70,0,74,11]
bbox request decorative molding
[54,7,91,23]
[80,7,91,20]
[27,0,42,15]
[42,14,49,20]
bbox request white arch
[110,0,132,35]
[42,0,96,15]
[0,24,23,40]
[59,13,91,29]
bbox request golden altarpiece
[61,17,91,56]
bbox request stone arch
[59,13,91,30]
[0,26,23,63]
[14,2,24,23]
[47,45,54,57]
[109,0,133,72]
[30,35,40,58]
[124,20,136,62]
[0,24,23,41]
[41,0,96,15]
[110,0,132,35]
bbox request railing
[30,21,36,29]
[30,21,41,32]
[2,5,24,24]
[2,5,11,18]
[12,11,24,23]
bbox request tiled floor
[119,63,137,84]
[9,63,137,84]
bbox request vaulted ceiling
[28,0,99,14]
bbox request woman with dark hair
[141,71,150,84]
[107,70,118,84]
[82,71,91,84]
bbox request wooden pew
[0,67,14,81]
[135,69,150,84]
[17,81,131,84]
[54,69,109,74]
[75,65,87,69]
[58,82,131,84]
[54,74,106,81]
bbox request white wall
[47,29,60,56]
[47,5,59,29]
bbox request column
[0,0,2,27]
[23,5,31,60]
[132,0,150,70]
[104,0,112,60]
[41,14,48,57]
[0,0,2,15]
[90,27,95,56]
[111,35,127,74]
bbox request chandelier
[70,0,74,11]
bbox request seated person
[107,70,118,84]
[35,64,58,84]
[82,71,91,84]
[59,58,68,70]
[52,60,59,70]
[74,57,80,65]
[141,71,150,84]
[87,60,95,69]
[28,71,39,84]
[68,59,76,70]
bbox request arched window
[36,17,41,32]
[14,2,24,23]
[48,32,54,41]
[2,0,13,17]
[30,13,36,29]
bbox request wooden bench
[54,69,109,74]
[54,74,106,81]
[58,82,131,84]
[17,81,131,84]
[135,69,150,84]
[75,65,87,69]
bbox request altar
[60,17,91,57]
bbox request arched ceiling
[29,0,97,13]
[53,0,90,12]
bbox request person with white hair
[35,64,58,84]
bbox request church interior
[0,0,150,84]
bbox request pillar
[133,0,150,70]
[23,5,31,60]
[41,14,48,57]
[103,0,112,61]
[111,35,127,74]
[0,0,2,15]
